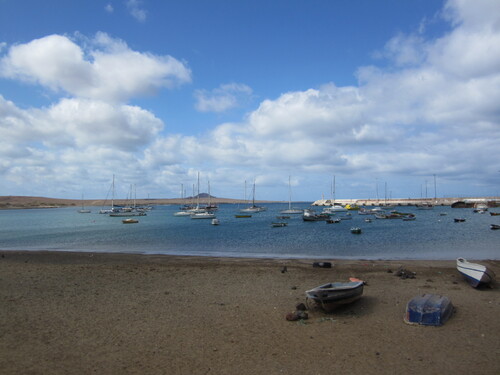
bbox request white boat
[240,180,266,213]
[211,218,220,225]
[191,212,216,219]
[280,176,303,214]
[322,205,348,214]
[173,210,192,216]
[456,258,495,288]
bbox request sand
[1,251,499,374]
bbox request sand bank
[1,251,499,374]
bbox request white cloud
[0,33,192,102]
[194,83,253,112]
[126,0,147,22]
[105,4,114,13]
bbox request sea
[0,203,498,260]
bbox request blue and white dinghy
[404,294,454,326]
[456,257,496,288]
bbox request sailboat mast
[197,172,200,208]
[111,174,115,209]
[288,176,292,210]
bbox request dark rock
[313,262,332,268]
[295,303,307,311]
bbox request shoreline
[1,251,499,374]
[2,248,499,262]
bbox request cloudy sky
[1,0,499,201]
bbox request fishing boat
[326,218,341,224]
[302,209,329,221]
[491,224,500,230]
[404,294,454,326]
[305,281,364,312]
[490,212,500,216]
[350,227,362,234]
[454,218,466,222]
[235,214,252,218]
[280,176,303,214]
[456,257,496,288]
[122,218,139,224]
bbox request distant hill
[0,195,276,210]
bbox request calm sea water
[0,203,498,260]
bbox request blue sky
[1,0,499,201]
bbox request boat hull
[306,281,364,311]
[404,294,454,326]
[456,258,495,288]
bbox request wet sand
[1,251,499,374]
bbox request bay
[0,203,498,260]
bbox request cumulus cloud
[162,0,500,193]
[1,0,500,199]
[194,83,253,112]
[0,33,191,102]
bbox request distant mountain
[186,193,216,199]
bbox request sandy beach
[1,251,499,374]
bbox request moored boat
[350,227,362,234]
[122,218,139,224]
[211,218,220,225]
[456,257,495,288]
[305,281,364,312]
[454,218,466,222]
[191,212,216,219]
[303,209,329,221]
[491,224,500,230]
[271,222,287,227]
[404,294,454,326]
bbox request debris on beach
[285,310,309,321]
[313,262,332,268]
[281,266,288,273]
[394,267,416,279]
[285,303,309,321]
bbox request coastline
[1,251,499,374]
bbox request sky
[1,0,500,201]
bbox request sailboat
[280,176,303,214]
[174,184,192,216]
[322,176,347,214]
[191,173,216,219]
[240,180,266,213]
[99,175,118,214]
[78,194,91,213]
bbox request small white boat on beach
[306,281,364,312]
[456,258,495,288]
